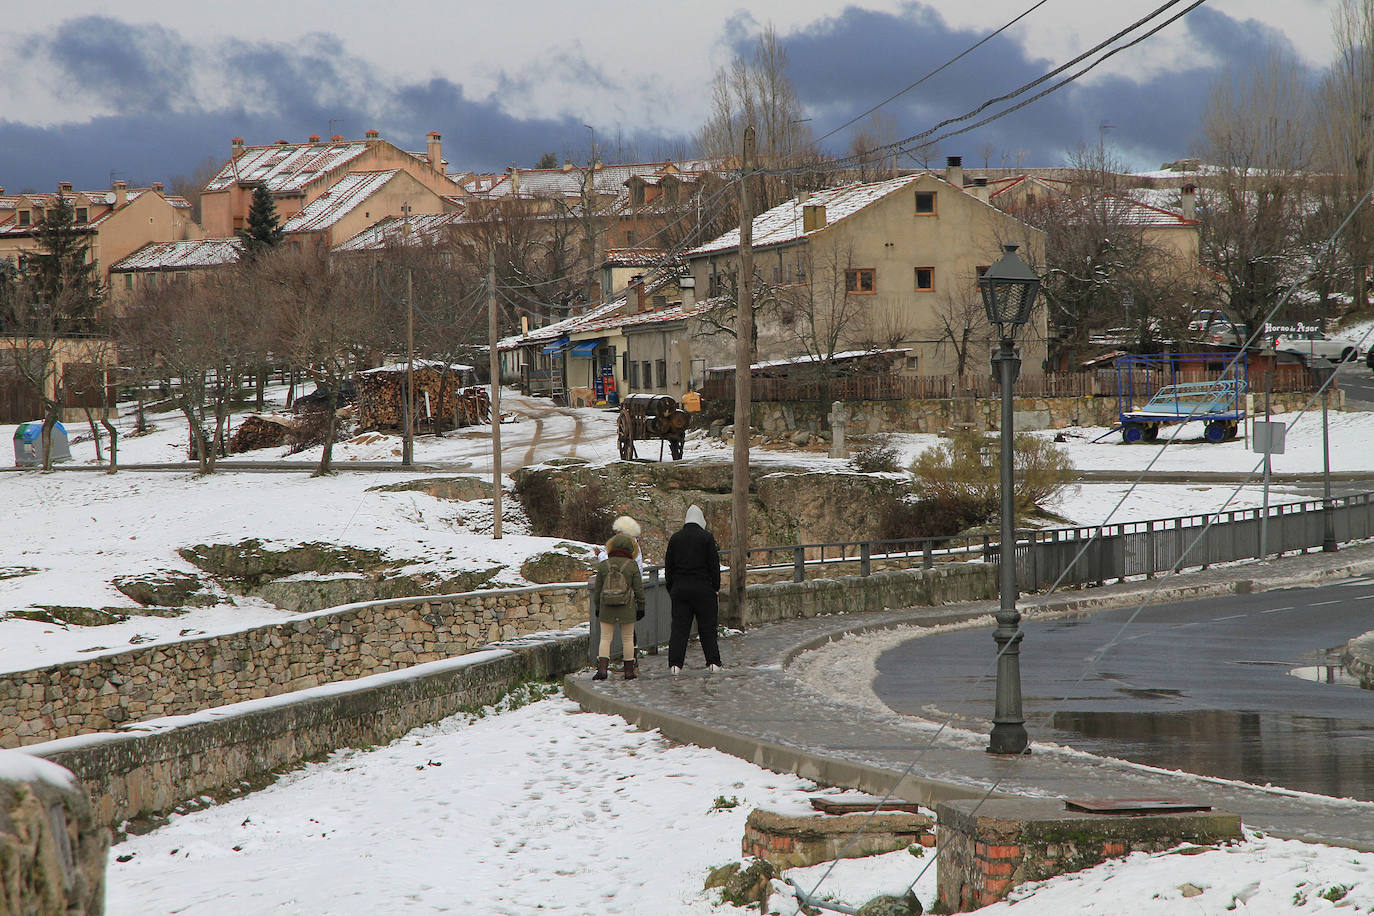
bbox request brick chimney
[630,275,646,312]
[57,181,72,194]
[152,182,164,193]
[945,155,964,188]
[1181,184,1197,220]
[365,129,380,140]
[113,180,127,208]
[426,132,443,172]
[232,137,245,158]
[330,134,344,141]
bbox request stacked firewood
[228,414,296,453]
[357,368,490,431]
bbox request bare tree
[1315,0,1374,313]
[1197,44,1315,335]
[932,282,993,376]
[768,239,873,369]
[848,113,899,182]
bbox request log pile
[357,367,490,431]
[228,414,296,453]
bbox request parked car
[1187,309,1232,333]
[1270,330,1359,365]
[1199,318,1249,348]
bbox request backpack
[601,560,633,606]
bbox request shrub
[849,435,902,473]
[909,427,1074,525]
[284,407,340,455]
[512,472,561,537]
[512,472,614,544]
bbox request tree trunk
[315,388,339,477]
[84,408,104,465]
[255,367,267,411]
[40,408,58,472]
[101,415,118,474]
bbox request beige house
[684,168,1049,376]
[107,238,244,312]
[200,131,465,238]
[278,169,457,249]
[0,181,203,290]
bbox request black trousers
[668,581,722,668]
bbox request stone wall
[0,754,107,915]
[727,564,999,628]
[703,391,1324,438]
[936,799,1242,911]
[743,807,935,869]
[0,584,588,748]
[27,634,587,832]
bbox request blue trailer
[1114,353,1247,444]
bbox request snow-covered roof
[333,212,468,252]
[204,141,376,193]
[281,171,402,234]
[688,174,926,257]
[466,159,723,201]
[707,348,907,373]
[497,299,627,350]
[0,187,192,234]
[601,248,672,268]
[363,360,475,375]
[111,238,244,271]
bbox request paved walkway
[568,542,1374,851]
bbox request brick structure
[936,799,1242,911]
[744,805,935,869]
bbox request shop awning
[567,339,602,356]
[540,336,570,354]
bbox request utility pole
[729,126,756,622]
[489,249,503,539]
[403,266,415,468]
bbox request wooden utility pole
[402,266,415,467]
[729,126,756,621]
[488,249,504,539]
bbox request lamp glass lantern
[979,244,1041,337]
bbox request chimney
[308,134,320,143]
[802,203,827,232]
[275,139,288,145]
[1181,184,1197,220]
[365,129,380,140]
[426,131,443,172]
[945,155,964,188]
[330,134,344,142]
[57,181,72,194]
[232,137,245,158]
[0,187,5,196]
[630,275,646,312]
[509,167,520,195]
[970,177,989,202]
[562,159,573,171]
[113,180,127,208]
[152,182,164,193]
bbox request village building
[199,131,465,238]
[0,181,203,291]
[684,162,1050,377]
[107,238,244,312]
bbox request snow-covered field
[10,390,1374,914]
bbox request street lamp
[1312,358,1338,553]
[978,244,1042,756]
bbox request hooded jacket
[664,505,721,592]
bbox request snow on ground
[104,691,1374,916]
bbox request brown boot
[622,659,637,680]
[593,657,610,681]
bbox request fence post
[923,540,933,570]
[793,546,805,583]
[1145,520,1155,579]
[860,542,871,577]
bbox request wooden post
[489,248,503,539]
[729,127,756,621]
[402,267,415,467]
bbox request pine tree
[29,194,101,325]
[239,185,284,260]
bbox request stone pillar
[827,400,850,459]
[0,753,108,915]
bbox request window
[915,267,935,291]
[772,264,782,283]
[17,211,30,227]
[641,361,653,388]
[845,268,876,294]
[629,360,640,388]
[656,360,667,388]
[795,263,807,284]
[915,191,936,215]
[123,274,133,289]
[75,208,88,223]
[905,355,919,371]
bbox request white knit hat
[612,516,642,538]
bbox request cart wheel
[669,437,684,460]
[1204,421,1228,443]
[1143,423,1160,442]
[617,412,635,460]
[1121,423,1144,444]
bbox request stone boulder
[368,476,496,501]
[520,544,597,584]
[112,570,213,608]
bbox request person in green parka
[591,516,646,681]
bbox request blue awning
[568,339,602,356]
[540,336,570,354]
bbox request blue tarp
[540,336,570,354]
[568,339,601,356]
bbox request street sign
[1253,421,1286,454]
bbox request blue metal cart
[1114,353,1247,444]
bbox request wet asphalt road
[874,577,1374,800]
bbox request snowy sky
[0,1,1346,193]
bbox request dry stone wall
[0,584,588,749]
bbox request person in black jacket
[663,504,723,674]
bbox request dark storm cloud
[0,17,671,193]
[760,3,1314,169]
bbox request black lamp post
[978,243,1041,756]
[1312,358,1338,553]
